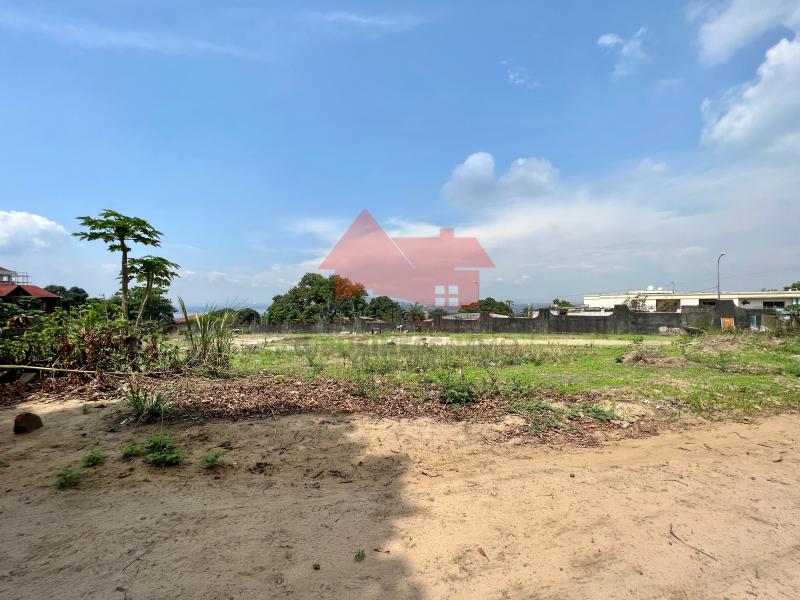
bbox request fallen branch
[669,524,717,561]
[0,364,129,376]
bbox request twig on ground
[669,524,717,561]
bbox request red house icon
[320,210,494,309]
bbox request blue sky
[1,0,799,306]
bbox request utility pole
[717,253,726,302]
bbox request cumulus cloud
[0,211,68,253]
[597,27,648,78]
[441,152,558,207]
[692,0,800,65]
[702,35,800,149]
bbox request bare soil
[2,397,799,599]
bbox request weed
[565,403,618,422]
[354,549,365,562]
[435,371,477,405]
[200,449,225,469]
[55,466,84,489]
[122,442,143,460]
[82,449,107,467]
[145,434,182,467]
[509,400,566,436]
[125,386,172,422]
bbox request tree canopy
[460,297,513,316]
[784,281,800,291]
[44,285,89,310]
[264,273,368,324]
[73,210,163,322]
[365,296,404,322]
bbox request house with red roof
[0,267,61,313]
[319,210,494,309]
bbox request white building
[583,289,800,312]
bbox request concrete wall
[259,301,772,335]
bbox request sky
[1,0,799,307]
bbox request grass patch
[199,449,225,469]
[55,466,84,489]
[145,434,182,467]
[121,442,143,460]
[125,387,172,422]
[82,450,107,467]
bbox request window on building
[764,301,785,308]
[448,285,459,294]
[435,297,445,307]
[434,285,445,294]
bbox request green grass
[227,332,800,416]
[82,450,107,467]
[55,466,84,489]
[199,449,225,469]
[145,434,182,467]
[121,442,143,460]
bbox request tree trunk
[135,274,154,332]
[120,241,130,324]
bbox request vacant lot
[1,332,799,599]
[1,398,799,599]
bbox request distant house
[0,267,61,313]
[0,285,61,313]
[320,210,494,308]
[173,313,202,331]
[583,289,800,312]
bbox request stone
[13,412,43,434]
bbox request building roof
[0,267,14,273]
[0,284,60,298]
[585,290,800,299]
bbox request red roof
[0,284,60,298]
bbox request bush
[434,371,477,406]
[199,449,225,469]
[55,466,84,489]
[82,450,107,467]
[125,387,172,422]
[121,442,143,459]
[145,434,182,467]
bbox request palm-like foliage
[178,298,234,371]
[129,256,180,331]
[73,210,162,323]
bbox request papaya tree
[73,210,162,323]
[128,255,180,331]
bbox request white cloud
[300,11,425,34]
[0,211,68,253]
[500,59,541,89]
[597,27,648,78]
[702,35,800,149]
[637,158,669,174]
[692,0,800,65]
[441,152,558,207]
[288,217,348,244]
[0,9,262,60]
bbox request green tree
[235,308,261,326]
[128,256,180,331]
[111,287,175,330]
[784,281,800,291]
[551,298,573,308]
[264,273,367,324]
[406,303,426,322]
[460,297,513,316]
[44,285,89,310]
[73,210,163,323]
[366,296,403,322]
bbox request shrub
[125,386,172,422]
[121,442,143,459]
[435,372,477,406]
[354,549,365,562]
[199,449,225,469]
[145,434,182,467]
[56,466,84,489]
[82,450,107,467]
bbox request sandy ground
[1,398,799,600]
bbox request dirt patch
[618,349,688,367]
[1,398,798,599]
